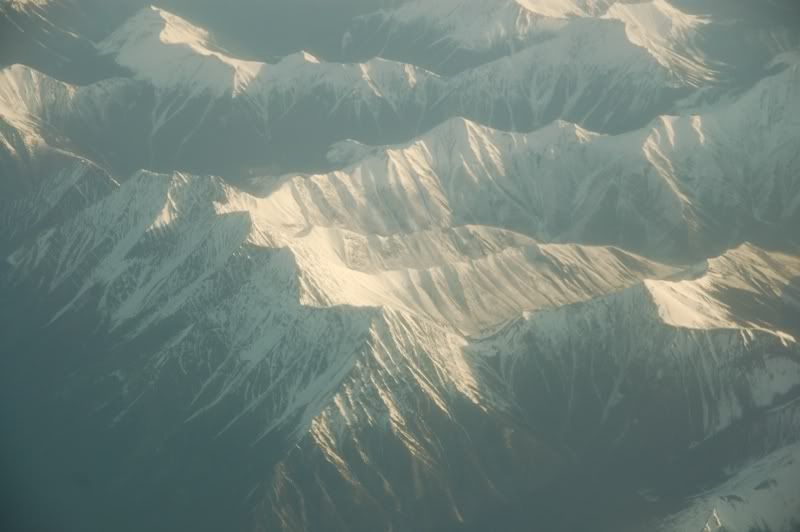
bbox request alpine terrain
[1,1,799,531]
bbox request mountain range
[1,1,799,531]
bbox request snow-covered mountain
[269,65,799,260]
[1,2,799,532]
[659,440,800,532]
[346,0,721,81]
[5,2,795,179]
[474,243,800,446]
[261,243,800,532]
[0,7,448,176]
[97,5,440,106]
[97,6,263,96]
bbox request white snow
[659,442,800,532]
[646,244,800,336]
[0,64,78,152]
[516,0,612,18]
[374,0,568,52]
[96,4,445,109]
[97,6,263,96]
[4,0,49,10]
[3,3,800,487]
[604,0,714,85]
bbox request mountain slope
[6,153,798,531]
[269,64,800,259]
[658,441,800,532]
[6,3,785,179]
[97,6,263,96]
[2,2,800,532]
[261,243,800,532]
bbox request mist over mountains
[1,1,799,531]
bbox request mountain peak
[604,0,714,85]
[515,0,613,18]
[97,6,262,95]
[643,243,800,335]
